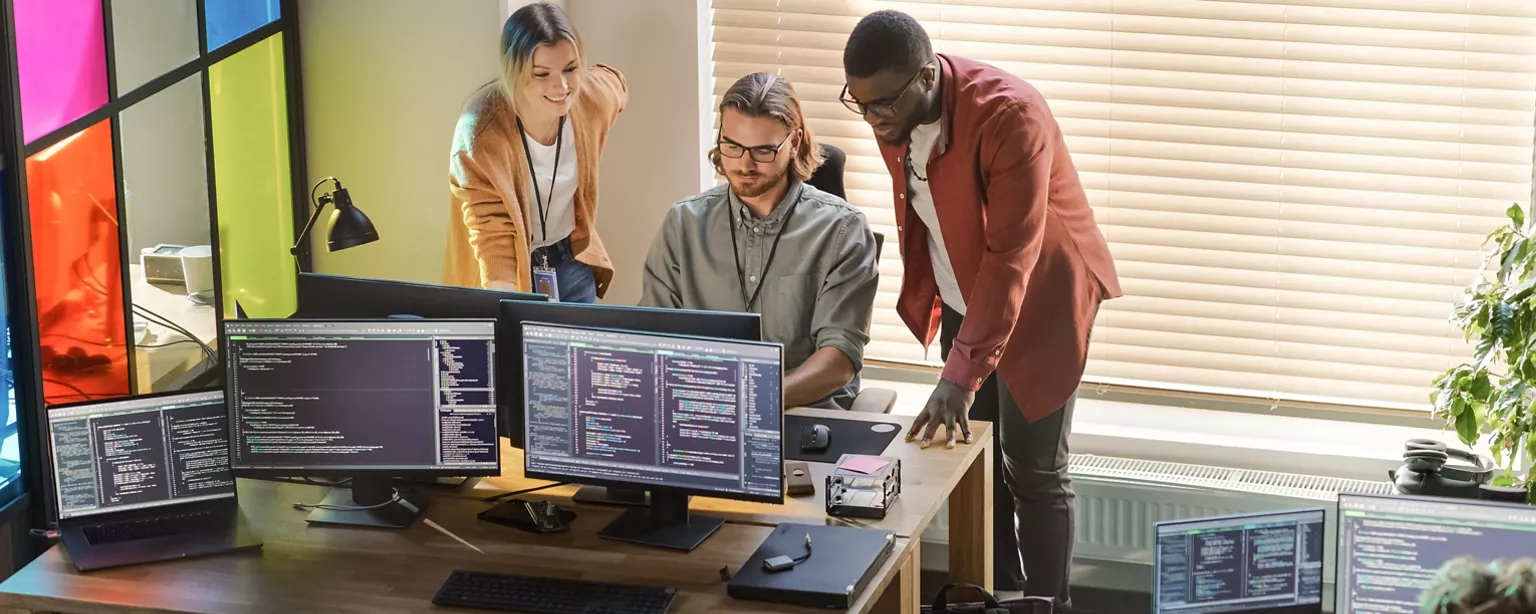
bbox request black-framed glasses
[717,131,795,163]
[840,65,929,118]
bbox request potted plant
[1432,204,1536,503]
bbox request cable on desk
[133,304,216,364]
[762,533,813,573]
[480,482,571,503]
[293,489,403,512]
[42,378,94,401]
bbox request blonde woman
[445,2,625,302]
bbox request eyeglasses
[840,65,929,118]
[717,131,795,163]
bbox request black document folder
[727,522,895,609]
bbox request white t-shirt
[907,119,967,314]
[524,119,577,248]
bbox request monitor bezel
[44,389,237,521]
[222,317,502,480]
[496,300,762,447]
[519,320,785,505]
[1152,507,1327,614]
[1333,492,1536,614]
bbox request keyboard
[82,510,223,545]
[433,570,676,614]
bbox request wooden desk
[129,264,218,394]
[470,408,996,592]
[0,480,917,614]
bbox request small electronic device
[45,390,262,571]
[1154,508,1325,614]
[826,455,901,519]
[433,570,677,614]
[799,424,831,453]
[785,462,814,497]
[1336,494,1536,614]
[140,244,187,284]
[521,322,783,551]
[477,499,575,534]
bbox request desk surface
[473,408,994,540]
[0,480,912,614]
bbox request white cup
[180,245,215,298]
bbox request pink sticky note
[842,457,889,475]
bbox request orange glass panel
[26,120,129,404]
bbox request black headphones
[1392,438,1495,499]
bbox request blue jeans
[530,237,597,304]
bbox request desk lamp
[291,177,379,262]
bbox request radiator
[921,454,1397,587]
[1068,454,1395,566]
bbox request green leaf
[1455,406,1481,447]
[1470,372,1494,400]
[1509,203,1526,230]
[1493,474,1519,487]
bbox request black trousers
[940,305,1076,604]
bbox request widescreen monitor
[1153,508,1326,614]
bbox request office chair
[809,144,899,415]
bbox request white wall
[566,0,712,304]
[298,0,710,303]
[298,0,504,283]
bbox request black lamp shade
[325,187,379,252]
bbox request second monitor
[521,322,783,550]
[223,319,501,528]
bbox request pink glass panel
[14,0,109,144]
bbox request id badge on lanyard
[518,115,566,304]
[533,263,560,302]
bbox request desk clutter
[22,285,937,613]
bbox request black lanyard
[516,115,565,255]
[729,199,798,312]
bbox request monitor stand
[597,492,722,551]
[305,477,428,529]
[573,485,650,507]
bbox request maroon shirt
[877,54,1121,422]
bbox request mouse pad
[783,415,903,463]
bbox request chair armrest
[850,387,898,414]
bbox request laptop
[1153,508,1326,614]
[45,390,261,571]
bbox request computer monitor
[295,272,545,319]
[46,390,236,520]
[1335,493,1536,614]
[223,319,500,528]
[521,322,782,550]
[497,300,760,447]
[1154,509,1326,614]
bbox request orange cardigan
[443,65,627,297]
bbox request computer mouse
[800,424,831,453]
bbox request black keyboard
[433,570,676,614]
[82,510,222,545]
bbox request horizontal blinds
[709,0,1536,410]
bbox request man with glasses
[841,10,1121,606]
[640,72,879,409]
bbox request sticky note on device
[841,456,890,475]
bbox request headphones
[1392,438,1495,499]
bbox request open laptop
[1153,508,1326,614]
[46,390,260,570]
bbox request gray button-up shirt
[640,182,879,407]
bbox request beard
[729,165,791,199]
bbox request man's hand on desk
[907,379,974,449]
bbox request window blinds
[709,0,1536,410]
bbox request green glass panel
[208,34,294,318]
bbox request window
[710,0,1536,411]
[4,0,300,404]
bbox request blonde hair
[1421,558,1536,614]
[498,2,584,111]
[710,72,824,183]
